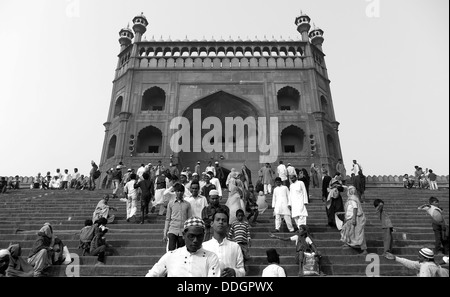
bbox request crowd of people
[0,161,101,193]
[403,166,440,190]
[1,158,448,277]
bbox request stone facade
[98,13,343,186]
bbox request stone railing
[4,174,449,189]
[350,175,449,188]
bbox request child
[418,197,449,255]
[228,209,251,272]
[403,174,414,189]
[246,184,259,224]
[270,224,320,276]
[90,225,109,266]
[262,248,286,277]
[427,169,438,190]
[373,199,394,256]
[78,219,94,256]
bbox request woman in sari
[310,163,320,188]
[226,179,246,224]
[93,194,117,224]
[325,181,345,229]
[340,186,368,255]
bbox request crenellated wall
[115,40,327,79]
[5,174,449,189]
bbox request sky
[0,0,448,177]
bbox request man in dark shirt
[201,190,230,242]
[134,172,155,224]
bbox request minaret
[295,11,311,42]
[309,25,325,52]
[118,25,134,51]
[132,12,149,42]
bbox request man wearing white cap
[146,217,220,277]
[385,247,449,277]
[185,181,208,218]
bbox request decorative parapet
[355,175,449,188]
[4,174,449,189]
[115,39,327,78]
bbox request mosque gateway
[99,12,343,186]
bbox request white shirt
[210,177,222,197]
[124,180,138,198]
[287,166,296,176]
[206,166,216,177]
[272,185,291,216]
[352,163,362,175]
[288,180,308,218]
[277,164,288,181]
[185,195,208,218]
[136,166,146,179]
[61,173,69,182]
[202,237,245,277]
[72,172,80,181]
[262,264,286,277]
[290,235,313,246]
[145,246,220,277]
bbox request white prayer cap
[209,190,219,196]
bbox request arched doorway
[179,91,260,181]
[136,126,163,153]
[281,125,305,153]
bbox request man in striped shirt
[228,209,251,273]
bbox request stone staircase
[0,187,448,276]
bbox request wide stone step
[43,263,418,277]
[4,231,436,242]
[2,238,434,250]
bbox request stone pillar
[100,122,112,164]
[117,112,132,162]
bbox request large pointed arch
[179,91,261,176]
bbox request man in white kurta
[277,161,288,186]
[185,181,208,218]
[272,177,295,232]
[288,175,309,228]
[145,217,220,277]
[202,209,245,277]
